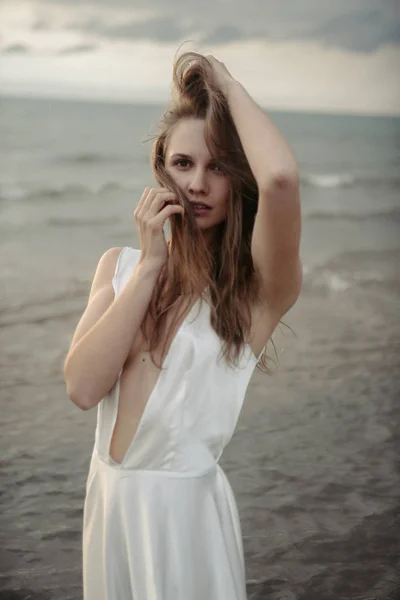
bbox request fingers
[134,187,151,215]
[135,188,178,219]
[144,188,179,219]
[134,187,184,228]
[151,203,184,229]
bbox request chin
[196,219,226,242]
[195,215,226,228]
[196,221,218,231]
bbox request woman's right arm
[63,187,184,411]
[63,247,162,411]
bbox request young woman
[63,51,302,600]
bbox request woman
[63,51,302,600]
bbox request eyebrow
[169,153,215,163]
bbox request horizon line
[1,90,399,120]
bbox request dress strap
[111,247,141,297]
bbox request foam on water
[1,97,400,599]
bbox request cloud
[90,17,185,44]
[32,17,51,31]
[200,26,245,46]
[0,43,97,57]
[58,43,97,54]
[2,38,399,116]
[2,43,31,54]
[303,6,400,52]
[1,0,399,115]
[26,0,400,52]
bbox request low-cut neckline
[108,291,207,466]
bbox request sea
[1,97,399,298]
[0,96,399,599]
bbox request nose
[188,168,209,196]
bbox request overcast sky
[1,0,399,115]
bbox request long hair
[141,50,282,373]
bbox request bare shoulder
[65,247,126,357]
[87,246,125,303]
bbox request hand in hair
[134,187,184,270]
[206,55,235,96]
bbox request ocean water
[0,96,399,599]
[0,97,399,303]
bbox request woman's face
[164,117,230,233]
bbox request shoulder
[97,246,139,272]
[88,246,139,302]
[96,246,125,275]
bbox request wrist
[136,257,164,280]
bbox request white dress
[83,246,262,600]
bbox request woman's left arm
[208,56,302,315]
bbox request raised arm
[207,56,302,317]
[226,79,302,316]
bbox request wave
[305,207,400,222]
[44,216,120,227]
[0,287,90,327]
[301,173,355,189]
[52,152,131,165]
[302,248,400,295]
[301,172,400,190]
[303,270,352,292]
[2,170,399,204]
[0,181,139,202]
[303,268,391,293]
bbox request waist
[91,453,220,480]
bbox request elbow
[64,356,96,411]
[64,369,97,411]
[67,385,98,411]
[260,168,299,194]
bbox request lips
[191,202,211,209]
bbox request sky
[1,0,399,115]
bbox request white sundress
[82,246,262,600]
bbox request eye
[210,163,224,173]
[174,159,190,168]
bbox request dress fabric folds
[82,246,261,600]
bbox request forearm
[64,260,160,410]
[226,80,299,189]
